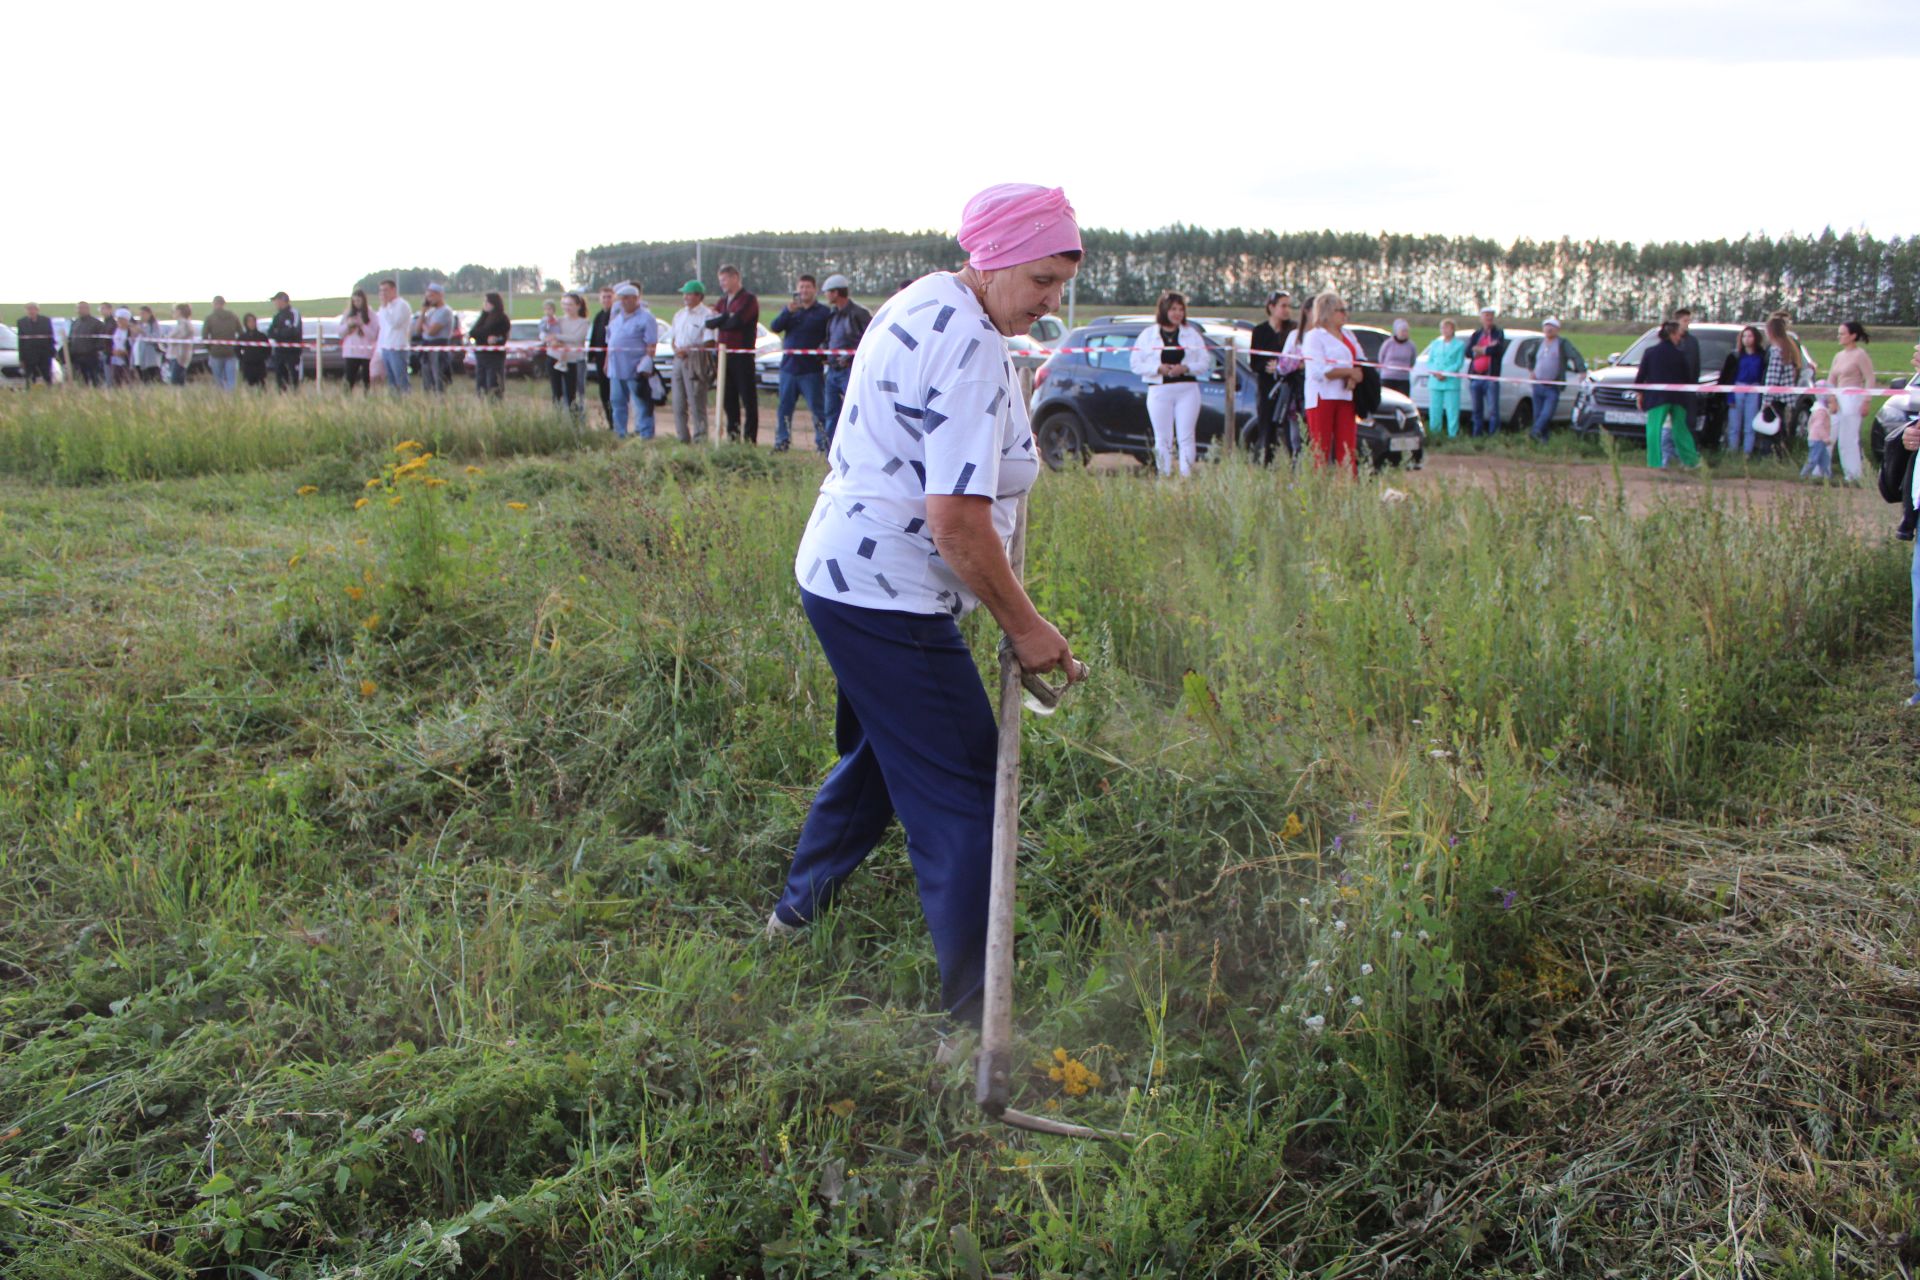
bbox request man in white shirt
[374,279,413,394]
[668,280,717,442]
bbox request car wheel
[1508,398,1532,433]
[1035,411,1089,471]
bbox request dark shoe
[1896,526,1915,543]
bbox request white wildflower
[1349,995,1364,1007]
[1360,963,1374,976]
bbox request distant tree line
[571,227,1920,324]
[354,265,549,296]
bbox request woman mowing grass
[768,183,1086,1028]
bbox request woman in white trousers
[1130,290,1213,476]
[1827,321,1877,484]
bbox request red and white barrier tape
[56,335,1900,399]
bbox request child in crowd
[1801,384,1834,479]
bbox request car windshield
[510,321,542,339]
[0,323,15,350]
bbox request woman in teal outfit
[1424,318,1467,437]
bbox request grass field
[2,389,1918,1278]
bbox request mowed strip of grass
[0,399,1915,1278]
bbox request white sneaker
[763,912,800,940]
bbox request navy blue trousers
[775,591,998,1024]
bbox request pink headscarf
[957,183,1081,271]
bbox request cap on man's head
[1542,316,1561,329]
[679,279,706,295]
[821,273,852,293]
[114,308,132,320]
[614,283,640,298]
[1479,306,1496,315]
[425,283,445,294]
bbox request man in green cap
[668,279,718,442]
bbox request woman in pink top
[1827,322,1875,484]
[337,290,380,394]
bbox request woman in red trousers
[1301,290,1364,473]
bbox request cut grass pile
[0,393,1916,1278]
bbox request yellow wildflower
[354,497,370,510]
[387,496,403,508]
[358,679,377,698]
[423,477,447,488]
[287,553,303,568]
[1280,812,1305,840]
[362,614,380,631]
[394,440,423,454]
[506,502,529,511]
[344,586,364,601]
[464,465,483,475]
[365,477,384,489]
[296,485,319,496]
[1046,1047,1101,1097]
[825,1099,855,1119]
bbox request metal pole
[695,240,703,288]
[1066,275,1076,331]
[312,309,324,392]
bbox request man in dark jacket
[819,273,871,451]
[588,284,615,429]
[67,302,107,387]
[770,274,832,453]
[1467,307,1507,436]
[15,304,56,387]
[704,264,761,443]
[266,292,303,391]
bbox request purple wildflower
[1501,889,1517,911]
[410,1128,426,1144]
[1332,835,1343,852]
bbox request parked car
[1410,327,1588,433]
[1029,318,1423,472]
[1571,322,1795,449]
[657,322,778,388]
[1026,315,1067,348]
[0,322,67,387]
[463,319,547,378]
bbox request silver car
[1410,328,1588,433]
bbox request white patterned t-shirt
[794,272,1038,618]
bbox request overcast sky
[11,0,1918,302]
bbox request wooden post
[712,333,727,447]
[312,314,324,392]
[1222,337,1238,455]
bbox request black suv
[1030,318,1424,471]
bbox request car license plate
[1390,437,1418,453]
[1603,409,1644,424]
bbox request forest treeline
[571,226,1920,323]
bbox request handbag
[648,372,668,405]
[1754,401,1782,437]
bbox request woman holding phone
[337,290,379,393]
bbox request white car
[1410,328,1589,433]
[0,322,66,387]
[653,322,777,388]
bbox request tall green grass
[0,388,604,484]
[0,428,1910,1278]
